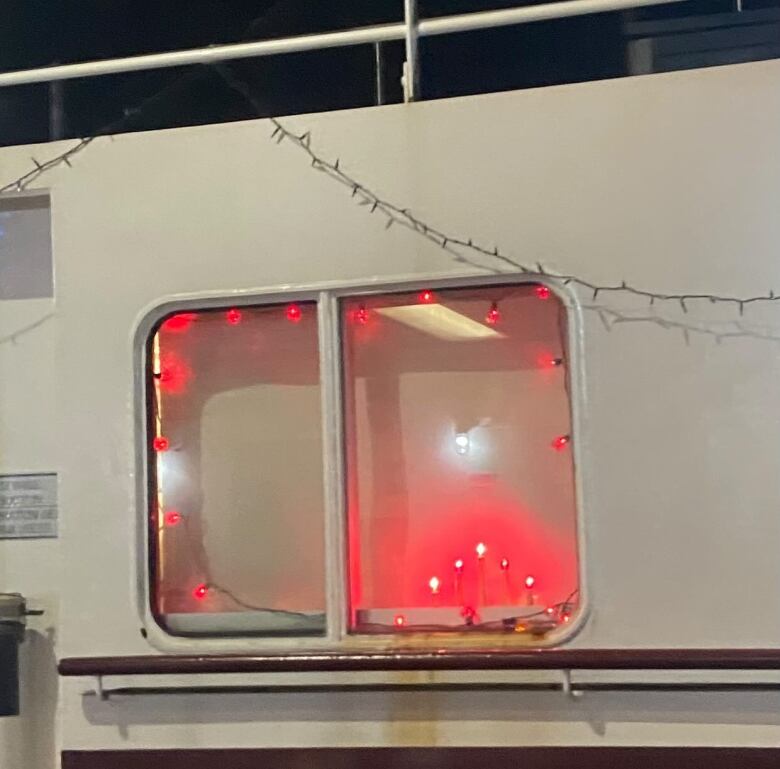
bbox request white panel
[1,58,780,760]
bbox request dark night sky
[0,0,753,147]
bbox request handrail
[59,648,780,676]
[0,0,688,88]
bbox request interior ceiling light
[376,304,504,341]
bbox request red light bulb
[162,313,196,332]
[418,289,435,304]
[394,614,406,627]
[193,583,208,601]
[535,285,551,300]
[524,575,536,589]
[485,302,501,325]
[226,308,242,325]
[551,435,570,452]
[454,558,464,574]
[546,606,555,615]
[285,304,302,323]
[500,558,510,571]
[155,354,191,394]
[353,305,369,325]
[539,353,564,369]
[152,436,169,452]
[164,511,182,527]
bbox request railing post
[403,0,421,102]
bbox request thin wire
[0,313,54,348]
[359,589,579,633]
[207,584,317,619]
[216,64,780,315]
[4,62,780,313]
[588,305,780,345]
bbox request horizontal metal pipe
[59,648,780,676]
[0,0,687,88]
[91,682,780,698]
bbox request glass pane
[343,284,579,637]
[148,301,326,636]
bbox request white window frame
[134,273,590,655]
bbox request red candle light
[454,559,465,605]
[524,574,536,606]
[500,558,511,604]
[476,543,488,606]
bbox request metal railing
[0,0,689,100]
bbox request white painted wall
[3,58,780,765]
[0,295,59,764]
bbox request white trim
[134,272,589,655]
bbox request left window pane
[146,302,326,636]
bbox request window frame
[134,274,590,655]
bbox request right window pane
[342,283,579,637]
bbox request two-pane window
[146,281,580,644]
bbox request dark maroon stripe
[58,648,780,676]
[60,748,780,769]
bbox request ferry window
[146,301,327,636]
[341,284,580,637]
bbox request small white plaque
[0,473,57,539]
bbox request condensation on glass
[342,284,579,637]
[147,302,326,636]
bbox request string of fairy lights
[2,60,780,316]
[150,291,576,634]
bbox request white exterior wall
[2,58,780,765]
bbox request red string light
[353,305,369,324]
[539,354,564,369]
[418,289,435,303]
[551,435,570,452]
[454,558,464,574]
[500,558,510,571]
[535,285,551,300]
[192,583,208,601]
[156,354,191,394]
[162,313,196,332]
[524,575,536,589]
[164,511,182,527]
[485,302,501,325]
[226,308,242,325]
[152,436,170,452]
[285,304,302,323]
